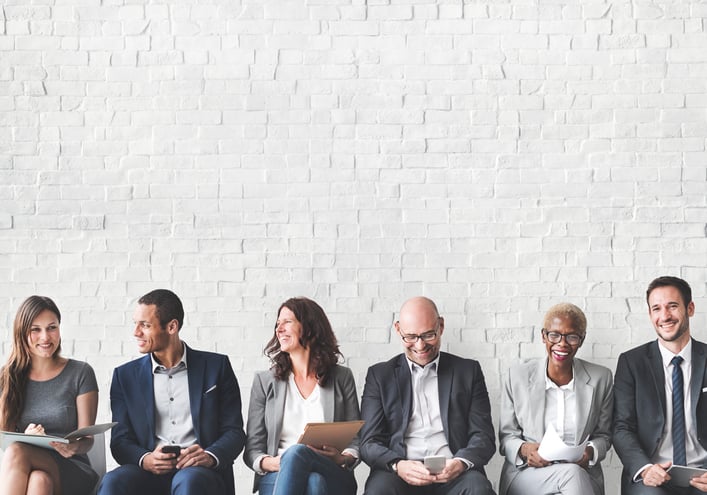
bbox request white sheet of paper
[537,424,588,462]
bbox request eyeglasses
[542,329,584,346]
[399,319,441,344]
[400,330,438,343]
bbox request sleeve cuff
[253,454,267,475]
[587,441,598,467]
[138,452,149,468]
[340,449,360,470]
[454,457,473,470]
[633,463,653,482]
[205,450,219,468]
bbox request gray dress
[17,359,100,495]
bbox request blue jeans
[97,464,228,495]
[258,444,357,495]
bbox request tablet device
[297,420,364,452]
[667,465,707,487]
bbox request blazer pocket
[702,387,707,393]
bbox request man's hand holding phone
[424,455,446,474]
[142,445,180,475]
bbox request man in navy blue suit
[98,289,245,495]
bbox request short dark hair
[646,276,692,308]
[138,289,184,330]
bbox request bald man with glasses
[359,297,496,495]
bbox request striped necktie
[671,355,686,466]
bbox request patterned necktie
[671,355,687,466]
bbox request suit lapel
[573,359,594,442]
[321,376,334,422]
[137,355,156,444]
[186,346,204,441]
[437,353,451,435]
[268,377,287,454]
[528,359,547,438]
[691,340,706,420]
[647,341,667,418]
[395,355,412,430]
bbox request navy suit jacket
[613,339,707,491]
[359,352,496,473]
[109,344,246,493]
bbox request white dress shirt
[403,355,467,467]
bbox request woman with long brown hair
[244,297,360,495]
[0,296,99,495]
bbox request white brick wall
[2,0,707,492]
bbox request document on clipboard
[0,422,117,450]
[297,420,364,452]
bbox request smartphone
[162,445,181,456]
[424,455,446,474]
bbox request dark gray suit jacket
[613,339,707,491]
[243,365,360,492]
[359,352,495,473]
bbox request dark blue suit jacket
[359,352,496,473]
[109,344,246,493]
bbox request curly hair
[0,296,62,431]
[264,297,343,386]
[542,302,587,335]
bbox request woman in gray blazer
[244,297,360,495]
[499,303,614,495]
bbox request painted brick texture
[2,0,707,493]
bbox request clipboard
[297,420,364,452]
[0,422,117,450]
[667,465,707,487]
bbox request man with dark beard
[614,276,707,494]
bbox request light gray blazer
[498,357,613,495]
[243,365,360,492]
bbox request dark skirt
[50,451,99,495]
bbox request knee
[98,470,121,495]
[2,442,31,467]
[564,463,586,475]
[172,467,224,494]
[280,444,314,468]
[98,466,141,495]
[559,463,591,483]
[281,444,310,461]
[455,470,495,495]
[363,470,402,495]
[28,470,54,493]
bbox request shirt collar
[151,342,188,372]
[405,353,440,375]
[544,361,576,391]
[658,338,692,369]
